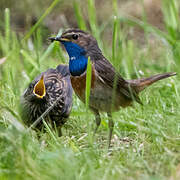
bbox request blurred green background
[0,0,164,42]
[0,0,179,179]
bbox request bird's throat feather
[62,41,88,76]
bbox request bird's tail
[127,72,177,93]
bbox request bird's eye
[72,34,78,40]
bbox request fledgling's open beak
[48,36,70,42]
[33,75,46,98]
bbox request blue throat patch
[62,41,88,76]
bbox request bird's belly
[70,67,96,102]
[71,73,132,112]
[89,83,115,112]
[90,83,133,112]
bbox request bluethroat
[49,29,176,147]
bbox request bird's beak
[48,36,70,42]
[33,75,46,98]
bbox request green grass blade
[40,43,56,63]
[118,16,174,45]
[20,49,39,70]
[112,16,118,63]
[111,15,119,111]
[85,57,92,109]
[87,0,103,50]
[22,0,61,42]
[87,0,97,33]
[40,29,64,63]
[162,0,180,41]
[5,8,10,51]
[42,119,59,143]
[73,0,87,30]
[124,40,135,79]
[113,0,118,16]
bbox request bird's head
[23,75,46,102]
[49,29,102,76]
[49,29,102,60]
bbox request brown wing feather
[93,57,142,104]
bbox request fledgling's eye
[72,34,78,40]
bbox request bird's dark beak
[33,75,46,98]
[48,36,70,42]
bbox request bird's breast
[70,65,96,101]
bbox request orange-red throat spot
[33,75,46,98]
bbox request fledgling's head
[49,29,102,59]
[23,74,47,102]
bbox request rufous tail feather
[127,72,177,93]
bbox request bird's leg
[107,113,114,148]
[57,126,62,137]
[94,113,101,134]
[91,108,101,134]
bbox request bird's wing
[94,58,142,104]
[56,64,70,77]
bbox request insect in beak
[48,36,70,42]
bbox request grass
[0,0,180,179]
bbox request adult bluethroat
[21,64,73,136]
[49,29,176,147]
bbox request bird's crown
[50,28,100,53]
[61,29,89,41]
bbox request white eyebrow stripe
[65,32,75,36]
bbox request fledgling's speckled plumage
[21,64,73,135]
[50,29,176,147]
